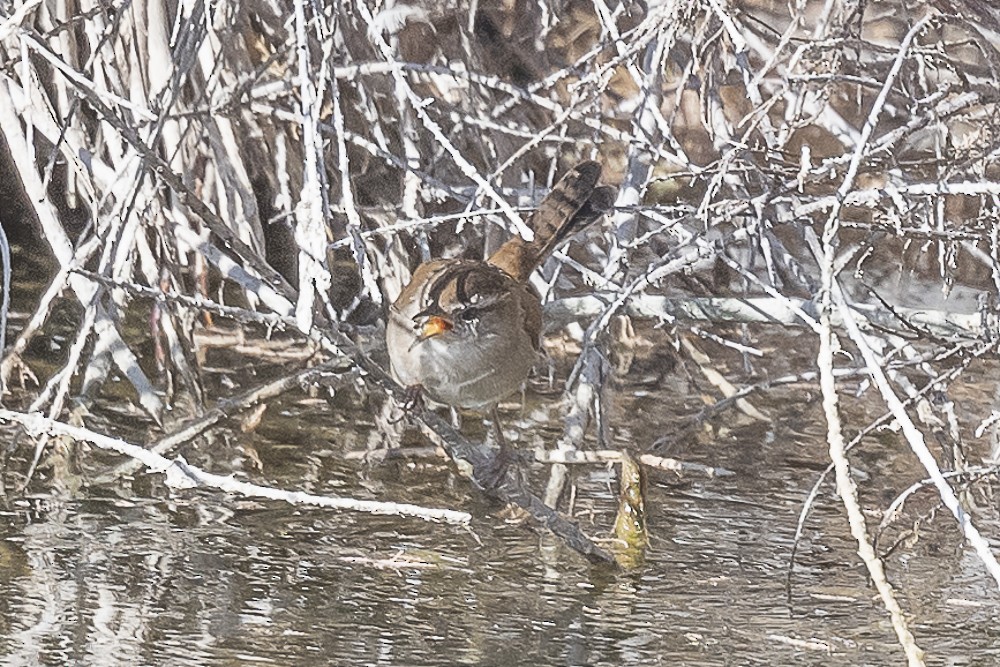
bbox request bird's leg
[401,384,425,411]
[389,384,425,424]
[475,405,516,490]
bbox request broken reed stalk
[810,19,934,662]
[0,408,471,525]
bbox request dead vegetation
[2,0,1000,659]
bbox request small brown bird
[386,161,615,482]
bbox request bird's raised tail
[488,161,616,283]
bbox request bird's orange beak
[420,315,453,339]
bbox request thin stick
[833,285,1000,587]
[811,19,936,661]
[93,358,355,485]
[0,409,470,525]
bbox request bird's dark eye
[458,307,480,322]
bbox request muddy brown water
[2,326,1000,666]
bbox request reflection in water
[1,297,999,666]
[2,354,1000,666]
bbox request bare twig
[0,409,471,524]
